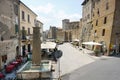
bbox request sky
[21,0,84,31]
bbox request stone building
[48,26,57,40]
[43,30,49,41]
[89,0,120,55]
[0,0,19,69]
[62,19,80,42]
[56,28,64,42]
[62,19,70,30]
[69,21,80,41]
[20,1,37,56]
[42,31,47,41]
[81,0,93,43]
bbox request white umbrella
[41,42,57,49]
[82,41,102,45]
[73,39,79,42]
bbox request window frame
[96,20,98,26]
[104,17,107,24]
[28,28,30,35]
[102,29,105,36]
[22,11,25,20]
[28,14,30,23]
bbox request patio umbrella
[41,42,57,49]
[82,41,102,46]
[73,39,79,42]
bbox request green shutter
[15,24,19,33]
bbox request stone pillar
[32,27,41,65]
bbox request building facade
[69,21,80,41]
[0,0,19,69]
[81,0,93,43]
[62,19,70,30]
[56,28,64,42]
[48,26,57,40]
[62,19,80,42]
[20,1,37,56]
[89,0,120,55]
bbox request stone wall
[0,40,18,69]
[91,0,115,54]
[56,28,64,41]
[0,0,19,69]
[0,0,19,40]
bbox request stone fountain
[17,23,52,80]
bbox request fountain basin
[17,60,52,79]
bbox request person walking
[4,61,7,69]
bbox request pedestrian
[4,61,7,69]
[113,45,116,53]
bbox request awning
[73,39,79,42]
[41,42,57,49]
[82,41,102,45]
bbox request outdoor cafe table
[5,64,15,73]
[0,73,5,78]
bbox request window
[22,11,25,20]
[28,14,30,22]
[22,26,26,40]
[106,2,109,10]
[1,36,4,41]
[94,30,97,36]
[15,24,18,34]
[97,9,100,16]
[2,55,7,62]
[104,17,107,24]
[28,28,30,35]
[102,29,105,36]
[91,24,93,30]
[22,27,25,30]
[96,20,98,26]
[95,30,97,33]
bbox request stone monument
[17,22,52,79]
[32,26,41,65]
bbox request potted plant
[94,49,100,56]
